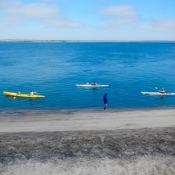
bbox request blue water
[1,42,175,110]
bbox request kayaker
[92,82,97,85]
[103,93,108,111]
[30,90,34,96]
[159,88,166,94]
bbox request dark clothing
[103,96,108,104]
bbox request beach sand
[0,109,175,132]
[0,109,175,175]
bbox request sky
[0,0,175,40]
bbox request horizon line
[0,39,175,43]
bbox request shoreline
[0,108,175,133]
[0,106,174,115]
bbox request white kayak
[76,84,109,88]
[141,92,175,96]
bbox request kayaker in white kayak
[91,82,97,86]
[159,88,166,94]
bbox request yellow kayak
[3,91,45,98]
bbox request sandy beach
[0,108,175,132]
[1,109,175,175]
[0,109,175,133]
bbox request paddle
[155,87,159,91]
[155,87,162,93]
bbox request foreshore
[0,108,175,132]
[1,109,175,174]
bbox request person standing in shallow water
[103,93,108,110]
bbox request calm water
[1,42,175,110]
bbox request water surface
[1,42,175,110]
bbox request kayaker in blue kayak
[159,88,166,94]
[103,93,108,110]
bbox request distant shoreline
[0,39,175,43]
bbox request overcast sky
[0,0,175,40]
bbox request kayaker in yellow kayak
[30,90,34,96]
[3,91,45,98]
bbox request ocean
[1,41,175,110]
